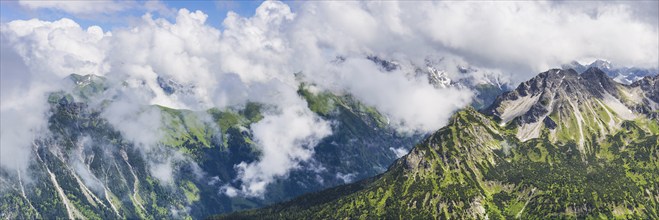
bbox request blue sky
[0,1,267,30]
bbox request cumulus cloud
[103,98,163,148]
[105,9,222,110]
[313,58,473,132]
[1,18,109,78]
[227,104,331,197]
[2,0,657,197]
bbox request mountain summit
[485,67,654,147]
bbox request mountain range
[562,60,657,85]
[1,63,657,219]
[215,67,659,219]
[1,66,428,218]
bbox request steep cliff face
[1,97,190,219]
[217,68,659,219]
[624,75,659,118]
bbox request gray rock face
[627,75,659,119]
[543,117,557,129]
[156,75,196,96]
[484,67,657,133]
[367,56,400,72]
[484,68,582,125]
[630,75,659,103]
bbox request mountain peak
[580,67,619,97]
[581,66,608,80]
[156,75,196,96]
[65,73,108,100]
[589,59,612,70]
[484,67,656,148]
[562,59,611,71]
[67,73,105,86]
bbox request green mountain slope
[215,68,659,219]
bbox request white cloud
[336,172,357,184]
[70,136,106,194]
[18,0,130,15]
[144,0,177,18]
[311,58,474,132]
[0,75,52,175]
[228,104,332,197]
[292,1,657,82]
[1,18,110,78]
[415,1,658,78]
[102,99,163,148]
[106,9,221,110]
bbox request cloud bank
[1,0,657,197]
